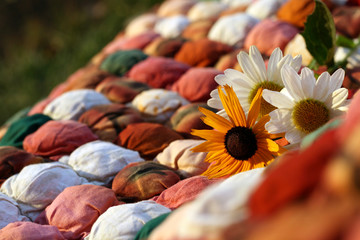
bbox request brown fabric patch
[276,0,315,28]
[23,120,98,160]
[116,122,184,160]
[333,6,360,38]
[112,161,181,202]
[95,76,150,104]
[182,19,215,41]
[171,67,221,102]
[65,64,110,91]
[126,56,191,89]
[144,37,187,58]
[78,103,144,142]
[175,38,233,67]
[244,19,299,56]
[0,146,44,186]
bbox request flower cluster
[193,45,349,179]
[192,85,285,179]
[263,65,348,144]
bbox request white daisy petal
[233,73,256,90]
[210,89,219,98]
[280,88,294,100]
[224,70,252,89]
[329,68,345,92]
[224,69,243,80]
[233,89,250,99]
[314,71,331,102]
[326,88,348,109]
[278,54,293,67]
[272,56,291,86]
[266,109,293,133]
[269,108,292,122]
[267,48,282,83]
[217,109,228,119]
[299,67,315,98]
[265,121,287,134]
[281,65,304,101]
[270,71,282,86]
[266,118,293,134]
[341,99,351,109]
[262,89,294,109]
[330,104,348,118]
[207,98,223,109]
[273,55,296,86]
[238,51,261,84]
[290,55,303,72]
[285,127,305,144]
[240,102,251,114]
[232,81,253,92]
[249,46,267,82]
[214,74,229,85]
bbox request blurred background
[0,0,163,125]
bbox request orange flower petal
[192,85,285,179]
[192,141,224,152]
[191,129,225,143]
[247,88,263,127]
[218,85,246,127]
[198,107,233,133]
[252,114,270,134]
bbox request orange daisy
[192,85,286,179]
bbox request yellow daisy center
[292,99,330,134]
[248,81,283,117]
[225,126,257,160]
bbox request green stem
[308,59,319,71]
[328,35,360,74]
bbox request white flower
[263,65,349,144]
[208,45,302,118]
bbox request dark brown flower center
[225,126,257,160]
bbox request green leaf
[301,0,336,67]
[336,35,356,49]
